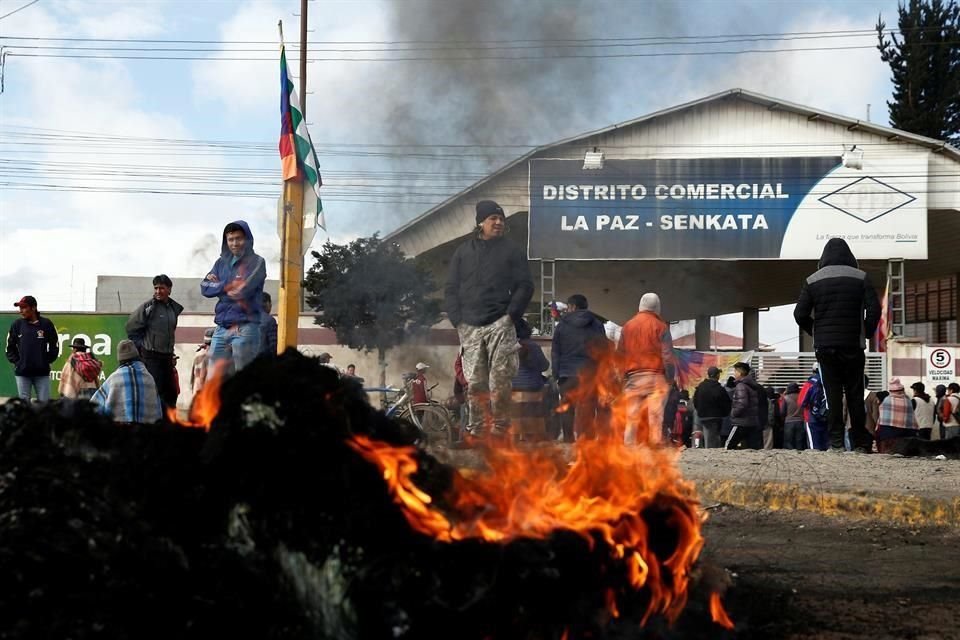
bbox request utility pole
[277,0,308,352]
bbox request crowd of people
[5,208,960,448]
[4,220,279,423]
[442,201,959,451]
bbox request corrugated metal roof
[385,88,960,243]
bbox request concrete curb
[696,478,960,528]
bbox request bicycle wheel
[395,406,429,446]
[410,403,455,444]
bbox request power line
[0,0,40,22]
[6,42,920,62]
[0,25,946,46]
[0,31,905,53]
[3,124,956,151]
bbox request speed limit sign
[926,347,956,383]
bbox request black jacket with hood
[550,309,606,379]
[693,378,732,419]
[794,238,881,350]
[444,235,533,328]
[730,375,766,428]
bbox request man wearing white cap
[617,293,675,445]
[412,362,430,405]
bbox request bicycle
[364,377,457,445]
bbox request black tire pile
[0,350,727,640]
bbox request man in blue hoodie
[200,221,266,377]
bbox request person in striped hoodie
[91,339,163,424]
[875,378,918,454]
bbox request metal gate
[749,352,887,391]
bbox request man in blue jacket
[200,220,266,377]
[5,295,59,401]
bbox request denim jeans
[208,323,261,380]
[699,417,724,448]
[15,375,51,402]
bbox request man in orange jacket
[617,293,675,445]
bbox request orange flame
[166,361,227,430]
[709,592,734,630]
[348,342,726,627]
[349,434,704,624]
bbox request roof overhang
[386,88,960,247]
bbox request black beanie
[476,200,504,224]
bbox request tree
[303,234,442,388]
[876,0,960,145]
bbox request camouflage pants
[458,315,519,436]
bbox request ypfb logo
[818,177,916,224]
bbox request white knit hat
[638,292,661,315]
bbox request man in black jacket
[726,362,764,450]
[551,294,606,441]
[794,238,881,452]
[444,200,534,438]
[693,366,732,448]
[6,295,59,401]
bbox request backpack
[766,395,780,428]
[72,352,102,383]
[941,396,960,424]
[803,375,828,422]
[756,387,769,428]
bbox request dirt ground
[678,448,960,504]
[433,445,960,639]
[706,505,960,640]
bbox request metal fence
[749,352,887,391]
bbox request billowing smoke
[384,0,608,155]
[188,233,219,273]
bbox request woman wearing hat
[57,337,102,400]
[91,339,163,424]
[875,378,919,454]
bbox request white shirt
[913,396,936,430]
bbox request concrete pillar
[954,272,960,342]
[743,307,760,351]
[695,315,711,351]
[799,326,814,352]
